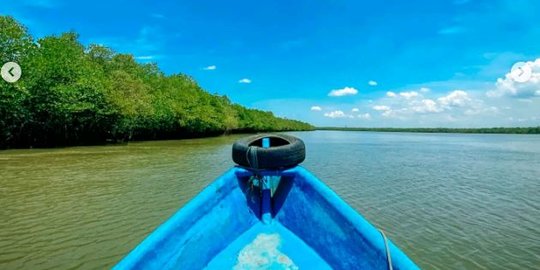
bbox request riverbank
[0,129,316,150]
[316,126,540,134]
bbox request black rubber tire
[232,134,305,170]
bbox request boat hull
[115,166,419,269]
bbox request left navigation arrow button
[1,62,22,83]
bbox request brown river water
[1,131,539,269]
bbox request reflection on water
[1,131,539,269]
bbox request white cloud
[328,87,358,97]
[239,78,252,84]
[388,89,428,99]
[324,110,348,118]
[358,113,371,119]
[298,58,540,126]
[373,105,391,111]
[411,99,443,113]
[373,90,483,119]
[310,106,322,111]
[381,109,400,118]
[487,58,540,98]
[203,65,217,70]
[399,91,420,99]
[438,90,472,107]
[368,80,378,86]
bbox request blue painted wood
[115,166,419,270]
[262,137,270,148]
[261,137,272,224]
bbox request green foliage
[0,16,313,148]
[1,16,35,147]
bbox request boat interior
[115,167,415,270]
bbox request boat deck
[205,222,331,269]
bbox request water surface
[1,131,539,269]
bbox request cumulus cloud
[399,91,420,99]
[324,110,348,118]
[358,113,371,119]
[315,59,539,126]
[380,89,476,117]
[368,80,378,86]
[239,78,252,84]
[321,109,374,119]
[373,105,391,111]
[438,90,472,107]
[487,58,540,98]
[411,99,443,113]
[381,109,400,118]
[310,106,322,111]
[388,89,428,98]
[203,65,216,70]
[372,90,489,120]
[328,87,358,97]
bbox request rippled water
[1,131,539,269]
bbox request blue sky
[2,0,540,127]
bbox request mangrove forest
[0,16,313,149]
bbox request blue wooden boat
[115,134,419,269]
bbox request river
[1,131,539,269]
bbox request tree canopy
[0,16,313,149]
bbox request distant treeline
[317,127,540,134]
[0,16,313,149]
